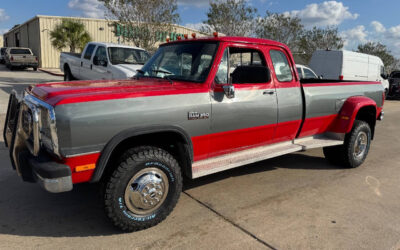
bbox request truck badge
[188,112,210,120]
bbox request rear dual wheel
[103,146,182,232]
[323,120,371,168]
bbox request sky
[1,0,400,56]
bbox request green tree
[297,26,344,64]
[357,42,397,72]
[50,19,91,53]
[255,12,304,50]
[100,0,180,51]
[202,0,256,36]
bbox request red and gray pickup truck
[4,36,384,231]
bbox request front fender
[330,96,377,134]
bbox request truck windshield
[108,47,150,65]
[10,49,31,55]
[138,42,218,83]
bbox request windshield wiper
[152,69,173,75]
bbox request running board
[191,134,344,178]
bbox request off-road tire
[103,146,182,232]
[323,120,371,168]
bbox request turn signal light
[75,164,96,172]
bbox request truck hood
[29,78,207,106]
[113,64,143,77]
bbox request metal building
[3,15,205,69]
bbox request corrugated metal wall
[3,15,206,69]
[2,17,41,61]
[38,16,205,69]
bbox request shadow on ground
[0,152,339,238]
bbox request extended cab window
[84,44,96,60]
[304,68,317,79]
[215,47,268,84]
[270,50,293,82]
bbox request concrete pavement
[0,64,399,249]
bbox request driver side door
[209,43,278,158]
[91,46,111,80]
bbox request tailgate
[12,55,36,63]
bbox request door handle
[81,62,83,67]
[263,90,275,95]
[90,64,93,70]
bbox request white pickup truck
[60,42,150,81]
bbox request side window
[303,68,317,79]
[84,44,96,60]
[215,49,228,84]
[215,47,268,84]
[94,46,107,62]
[270,50,293,82]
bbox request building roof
[3,15,206,36]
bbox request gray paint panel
[55,93,211,156]
[303,84,384,119]
[211,88,278,133]
[276,87,303,123]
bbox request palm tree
[50,19,92,53]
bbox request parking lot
[0,64,400,249]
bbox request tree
[297,26,344,64]
[357,42,397,72]
[202,0,256,36]
[100,0,180,51]
[50,19,91,53]
[255,12,304,50]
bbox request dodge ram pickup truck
[60,42,150,81]
[4,36,384,232]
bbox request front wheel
[323,120,371,168]
[103,146,182,231]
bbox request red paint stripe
[298,114,338,138]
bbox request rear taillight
[10,56,14,61]
[339,75,344,80]
[35,57,38,61]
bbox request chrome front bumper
[3,91,72,193]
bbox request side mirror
[223,85,235,99]
[93,56,99,65]
[381,73,388,80]
[100,60,108,67]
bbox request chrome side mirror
[223,85,235,99]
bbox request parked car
[309,50,389,96]
[388,71,400,98]
[296,64,319,79]
[60,42,150,81]
[0,47,7,64]
[4,36,384,232]
[4,47,38,71]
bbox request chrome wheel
[124,167,169,215]
[353,131,368,159]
